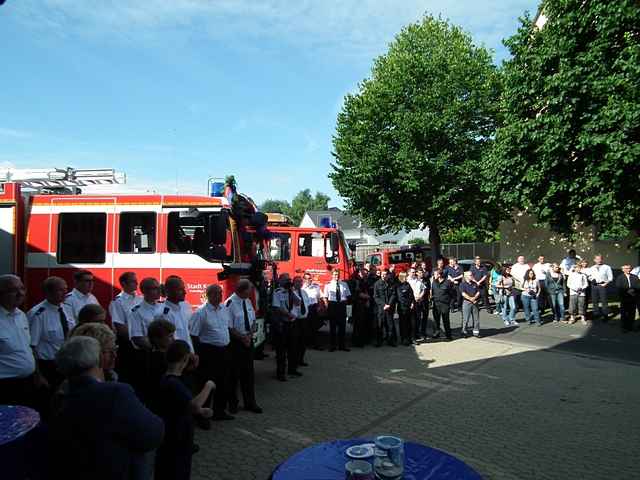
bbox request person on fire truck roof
[64,270,100,323]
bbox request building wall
[499,213,639,267]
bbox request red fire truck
[263,213,354,288]
[0,168,271,345]
[364,244,436,273]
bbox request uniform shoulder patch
[225,298,233,307]
[35,306,46,315]
[131,304,141,312]
[163,307,170,314]
[65,292,72,297]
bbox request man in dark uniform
[470,257,492,314]
[365,266,379,344]
[322,269,351,352]
[445,257,464,312]
[616,265,640,332]
[271,274,302,381]
[431,269,453,340]
[373,270,397,347]
[350,268,371,348]
[395,272,415,346]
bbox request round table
[272,439,482,480]
[0,405,41,479]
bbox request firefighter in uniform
[272,274,302,381]
[64,269,100,323]
[108,271,141,384]
[226,280,263,414]
[373,270,397,347]
[28,276,75,391]
[323,269,351,352]
[293,275,311,367]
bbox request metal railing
[355,242,500,262]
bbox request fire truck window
[119,212,156,253]
[167,211,232,262]
[324,236,339,264]
[370,255,381,266]
[297,234,324,257]
[269,233,291,261]
[58,213,106,264]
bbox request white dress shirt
[560,256,578,275]
[408,278,426,300]
[588,264,613,285]
[190,302,230,347]
[510,263,529,290]
[0,306,36,379]
[64,288,100,322]
[532,262,551,281]
[109,291,142,326]
[28,300,75,361]
[128,301,162,343]
[226,293,256,335]
[295,288,310,319]
[301,283,322,306]
[272,288,301,321]
[160,300,194,352]
[567,271,589,296]
[322,280,351,303]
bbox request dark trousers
[433,302,452,338]
[0,374,37,408]
[228,340,256,409]
[383,308,398,345]
[375,305,386,346]
[592,285,609,319]
[478,285,492,312]
[620,298,637,331]
[304,304,322,348]
[450,284,462,311]
[197,343,231,416]
[114,335,135,385]
[328,302,347,349]
[297,317,309,363]
[155,446,192,480]
[352,304,368,347]
[398,309,413,343]
[537,280,547,313]
[415,301,428,338]
[273,321,298,376]
[38,359,64,392]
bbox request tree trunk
[429,224,442,267]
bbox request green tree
[259,199,291,214]
[330,15,501,260]
[484,1,640,242]
[288,189,330,225]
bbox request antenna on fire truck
[0,167,126,194]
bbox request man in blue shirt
[470,257,493,314]
[445,258,464,312]
[460,272,481,337]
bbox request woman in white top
[521,269,542,325]
[567,265,589,324]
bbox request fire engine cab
[0,168,269,346]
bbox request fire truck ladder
[0,167,126,193]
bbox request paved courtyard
[192,310,640,480]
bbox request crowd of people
[0,248,639,479]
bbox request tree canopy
[484,0,640,241]
[259,189,330,225]
[330,15,501,257]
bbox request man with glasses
[64,270,100,323]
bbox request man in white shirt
[589,255,613,322]
[567,265,589,324]
[271,274,302,381]
[0,275,42,408]
[323,269,351,352]
[407,268,427,340]
[532,255,551,314]
[293,275,311,367]
[28,276,75,389]
[510,255,529,311]
[108,272,141,384]
[64,270,100,323]
[161,276,195,353]
[128,277,162,351]
[191,284,234,421]
[560,249,579,275]
[301,272,323,350]
[226,280,262,414]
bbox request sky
[0,0,538,206]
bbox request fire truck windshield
[167,210,233,262]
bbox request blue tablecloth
[0,405,42,480]
[272,439,482,480]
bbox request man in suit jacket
[615,265,640,332]
[49,336,164,480]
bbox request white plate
[346,445,375,459]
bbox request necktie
[58,307,69,339]
[298,289,306,315]
[336,282,341,302]
[288,290,294,312]
[242,300,251,333]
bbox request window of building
[58,213,106,264]
[119,212,156,253]
[269,233,291,261]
